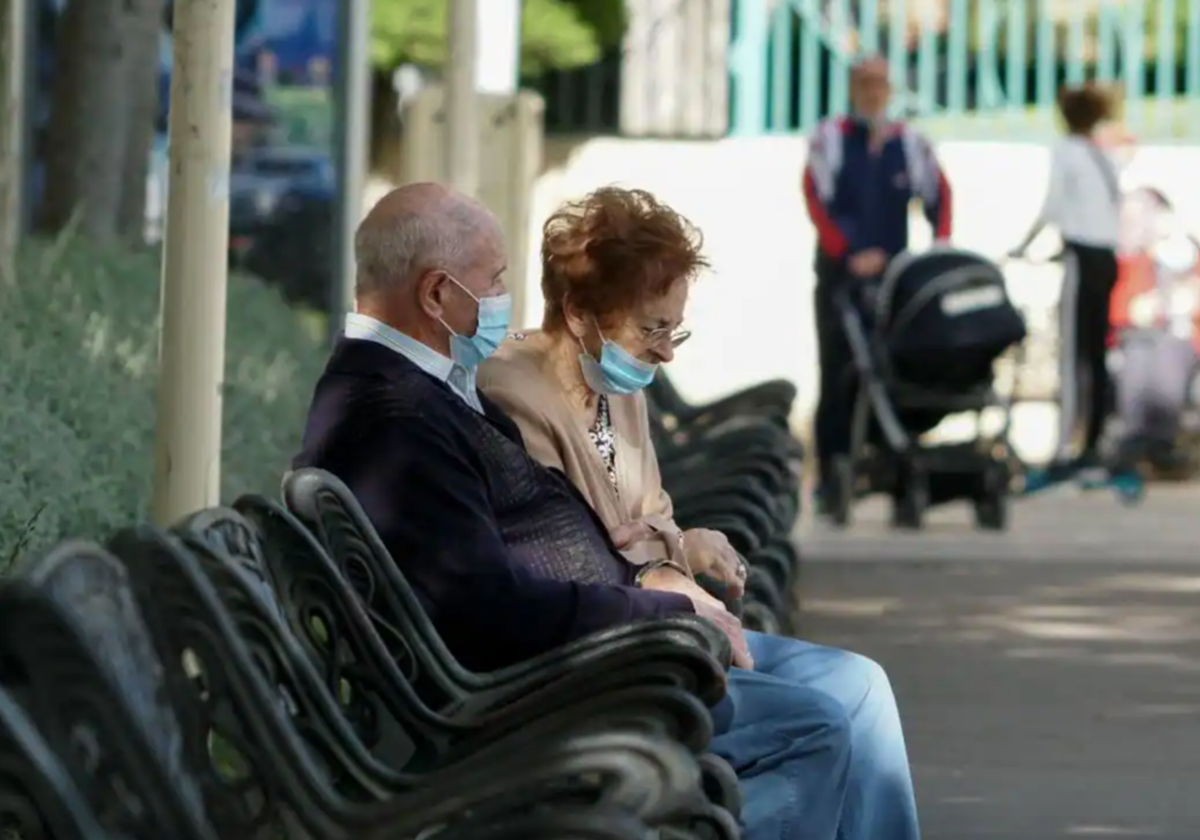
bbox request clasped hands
[611,521,753,669]
[847,247,887,277]
[610,521,747,596]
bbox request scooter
[1018,460,1145,505]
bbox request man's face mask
[438,274,513,369]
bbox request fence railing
[530,0,1200,141]
[730,0,1200,140]
[531,0,731,138]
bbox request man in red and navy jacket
[801,55,953,506]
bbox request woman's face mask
[573,282,691,396]
[579,325,659,396]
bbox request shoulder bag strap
[1083,141,1122,206]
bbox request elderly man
[295,182,922,840]
[802,55,953,510]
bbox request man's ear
[415,269,448,319]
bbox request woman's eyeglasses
[642,326,692,349]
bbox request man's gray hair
[353,189,490,296]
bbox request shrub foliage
[0,237,329,566]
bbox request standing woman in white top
[1011,84,1123,468]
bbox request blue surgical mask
[579,327,659,396]
[439,275,512,369]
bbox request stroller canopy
[875,248,1027,391]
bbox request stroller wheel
[829,456,855,528]
[974,490,1009,530]
[974,462,1010,531]
[891,465,928,530]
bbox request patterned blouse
[588,395,620,494]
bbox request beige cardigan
[478,334,685,568]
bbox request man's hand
[640,566,754,669]
[682,528,746,598]
[848,248,887,277]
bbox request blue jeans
[708,632,919,840]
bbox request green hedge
[0,237,329,568]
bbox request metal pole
[328,0,371,343]
[0,0,30,276]
[444,0,479,195]
[152,0,236,526]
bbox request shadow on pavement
[799,489,1200,839]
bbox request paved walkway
[799,484,1200,839]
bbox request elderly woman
[479,187,921,840]
[480,201,744,594]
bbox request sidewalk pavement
[800,484,1200,839]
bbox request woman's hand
[613,520,747,599]
[639,565,754,670]
[682,528,747,598]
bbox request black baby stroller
[825,247,1028,530]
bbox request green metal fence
[729,0,1200,141]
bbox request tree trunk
[117,0,163,242]
[39,0,160,242]
[1,0,30,273]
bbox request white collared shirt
[343,313,484,413]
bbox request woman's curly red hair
[541,187,708,331]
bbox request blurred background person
[1010,83,1122,475]
[801,55,952,513]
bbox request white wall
[522,138,1200,462]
